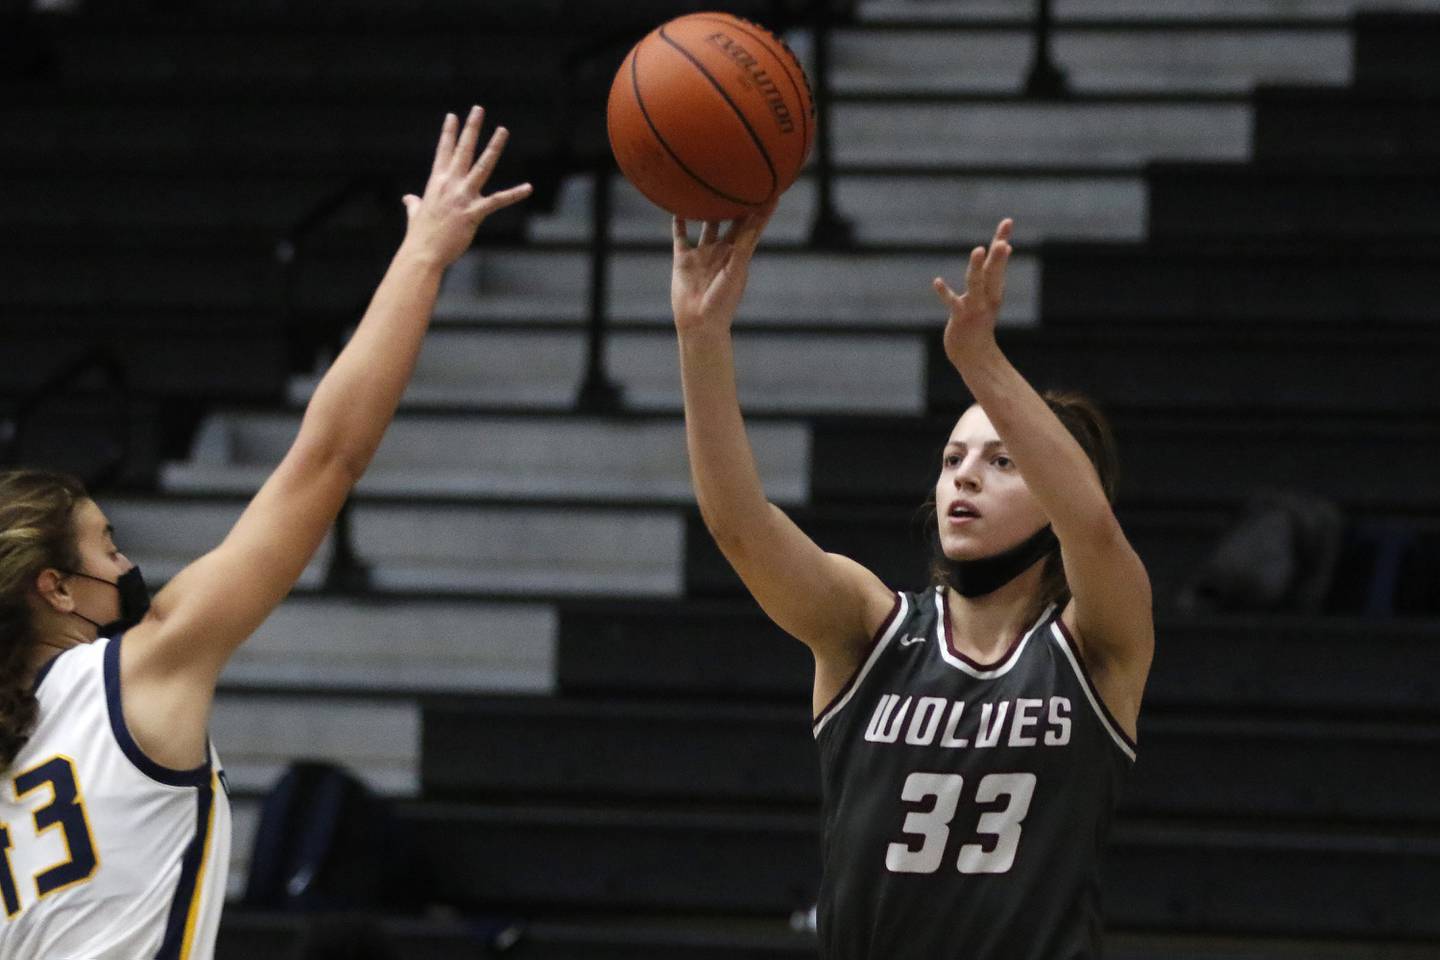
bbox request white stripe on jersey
[813,593,911,738]
[0,637,231,959]
[1049,623,1138,763]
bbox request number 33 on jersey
[812,590,1136,960]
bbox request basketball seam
[629,35,769,210]
[687,14,813,179]
[658,25,778,200]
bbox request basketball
[607,12,816,221]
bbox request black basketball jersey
[813,587,1135,960]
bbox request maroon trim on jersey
[939,588,1032,673]
[811,591,902,730]
[1053,616,1139,756]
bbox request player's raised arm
[672,207,895,704]
[935,219,1153,732]
[121,107,532,764]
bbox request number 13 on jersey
[886,771,1037,875]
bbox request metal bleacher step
[400,800,819,914]
[290,327,929,416]
[830,25,1350,96]
[707,498,1219,593]
[227,798,259,900]
[102,497,331,588]
[680,503,1228,609]
[101,494,1212,608]
[435,245,1042,328]
[803,412,1440,511]
[463,916,816,960]
[1254,87,1440,162]
[832,99,1250,169]
[215,910,1440,960]
[221,595,555,695]
[857,0,1440,24]
[396,800,1440,937]
[210,595,558,898]
[0,100,410,175]
[1041,237,1440,324]
[41,27,562,100]
[1147,162,1440,240]
[162,410,810,505]
[554,600,1440,716]
[213,692,419,799]
[104,495,685,597]
[0,172,368,244]
[1355,10,1440,90]
[355,501,685,597]
[525,170,1146,245]
[935,324,1440,418]
[216,912,507,960]
[0,98,557,178]
[108,489,1422,617]
[0,239,373,315]
[421,696,1440,824]
[0,307,291,403]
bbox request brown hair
[927,391,1120,624]
[0,470,89,772]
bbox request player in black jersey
[671,210,1153,959]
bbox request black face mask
[935,524,1059,598]
[66,567,151,637]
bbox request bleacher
[3,0,1439,957]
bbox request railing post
[576,165,624,411]
[1024,0,1070,99]
[277,177,395,593]
[808,0,854,248]
[324,497,372,592]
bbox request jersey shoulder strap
[812,589,936,738]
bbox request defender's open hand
[401,106,533,268]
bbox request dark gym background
[2,0,1438,957]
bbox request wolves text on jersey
[862,694,1072,750]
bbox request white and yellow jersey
[0,636,230,960]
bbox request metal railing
[572,0,854,411]
[275,176,400,592]
[1,346,133,490]
[1026,0,1070,99]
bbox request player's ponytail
[1034,391,1120,616]
[0,470,88,773]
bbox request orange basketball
[607,12,816,221]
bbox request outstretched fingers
[673,217,691,252]
[450,105,486,174]
[727,200,777,253]
[964,245,985,300]
[980,218,1014,304]
[472,181,534,218]
[431,112,459,176]
[465,125,509,194]
[991,218,1014,248]
[983,243,1011,305]
[933,276,960,306]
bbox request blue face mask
[65,567,151,637]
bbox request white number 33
[885,771,1037,875]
